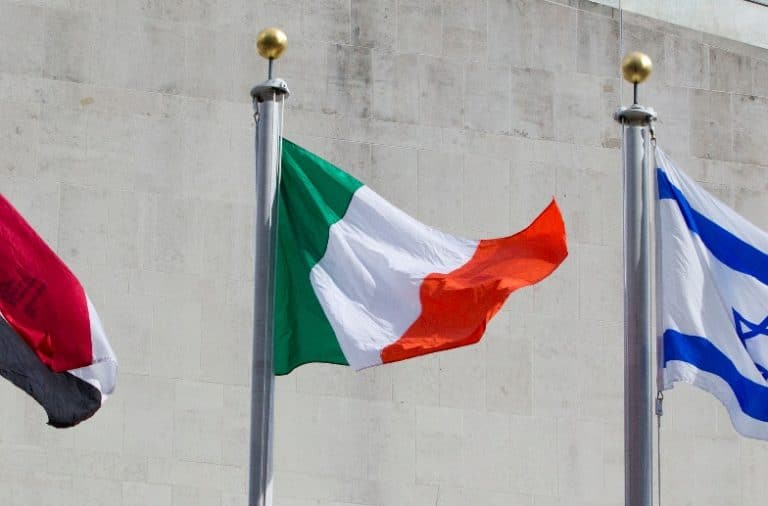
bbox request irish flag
[0,194,117,427]
[275,140,568,374]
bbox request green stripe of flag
[274,139,364,375]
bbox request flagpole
[614,52,657,506]
[249,27,289,506]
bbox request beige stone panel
[0,4,44,77]
[508,144,557,231]
[461,410,512,491]
[578,344,622,423]
[509,415,557,495]
[732,94,768,166]
[221,385,249,467]
[437,487,532,506]
[124,481,173,506]
[398,0,442,56]
[0,175,59,245]
[70,396,125,452]
[390,353,440,406]
[462,153,510,237]
[302,0,351,44]
[577,10,620,78]
[532,247,579,320]
[553,73,619,148]
[173,380,225,463]
[734,185,768,232]
[416,148,463,232]
[531,316,583,418]
[274,470,437,505]
[0,101,39,180]
[199,279,252,386]
[489,0,577,72]
[414,405,464,485]
[484,312,533,415]
[464,63,511,135]
[324,45,373,118]
[418,56,465,128]
[577,242,622,322]
[172,485,223,506]
[149,293,204,380]
[442,0,488,61]
[689,88,733,162]
[710,46,752,95]
[664,34,710,89]
[91,20,185,94]
[752,57,768,98]
[372,52,420,124]
[121,374,175,458]
[556,419,605,502]
[438,342,487,410]
[510,67,555,140]
[295,364,393,402]
[184,26,237,101]
[43,8,95,84]
[368,143,418,215]
[351,0,396,50]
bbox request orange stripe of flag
[380,200,568,364]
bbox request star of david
[733,308,768,380]
[733,309,768,342]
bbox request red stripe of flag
[0,195,93,373]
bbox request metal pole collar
[614,104,657,126]
[251,78,291,102]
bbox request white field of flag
[657,147,768,439]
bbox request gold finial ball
[621,52,653,84]
[256,28,287,60]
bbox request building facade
[1,0,768,504]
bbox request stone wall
[1,0,768,505]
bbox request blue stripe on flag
[657,169,768,285]
[664,329,768,422]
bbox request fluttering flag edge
[376,198,568,369]
[663,359,768,440]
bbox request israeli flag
[657,147,768,439]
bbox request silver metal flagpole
[249,27,289,506]
[614,52,657,506]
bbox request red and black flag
[0,194,117,427]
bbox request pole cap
[621,52,653,84]
[256,28,287,60]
